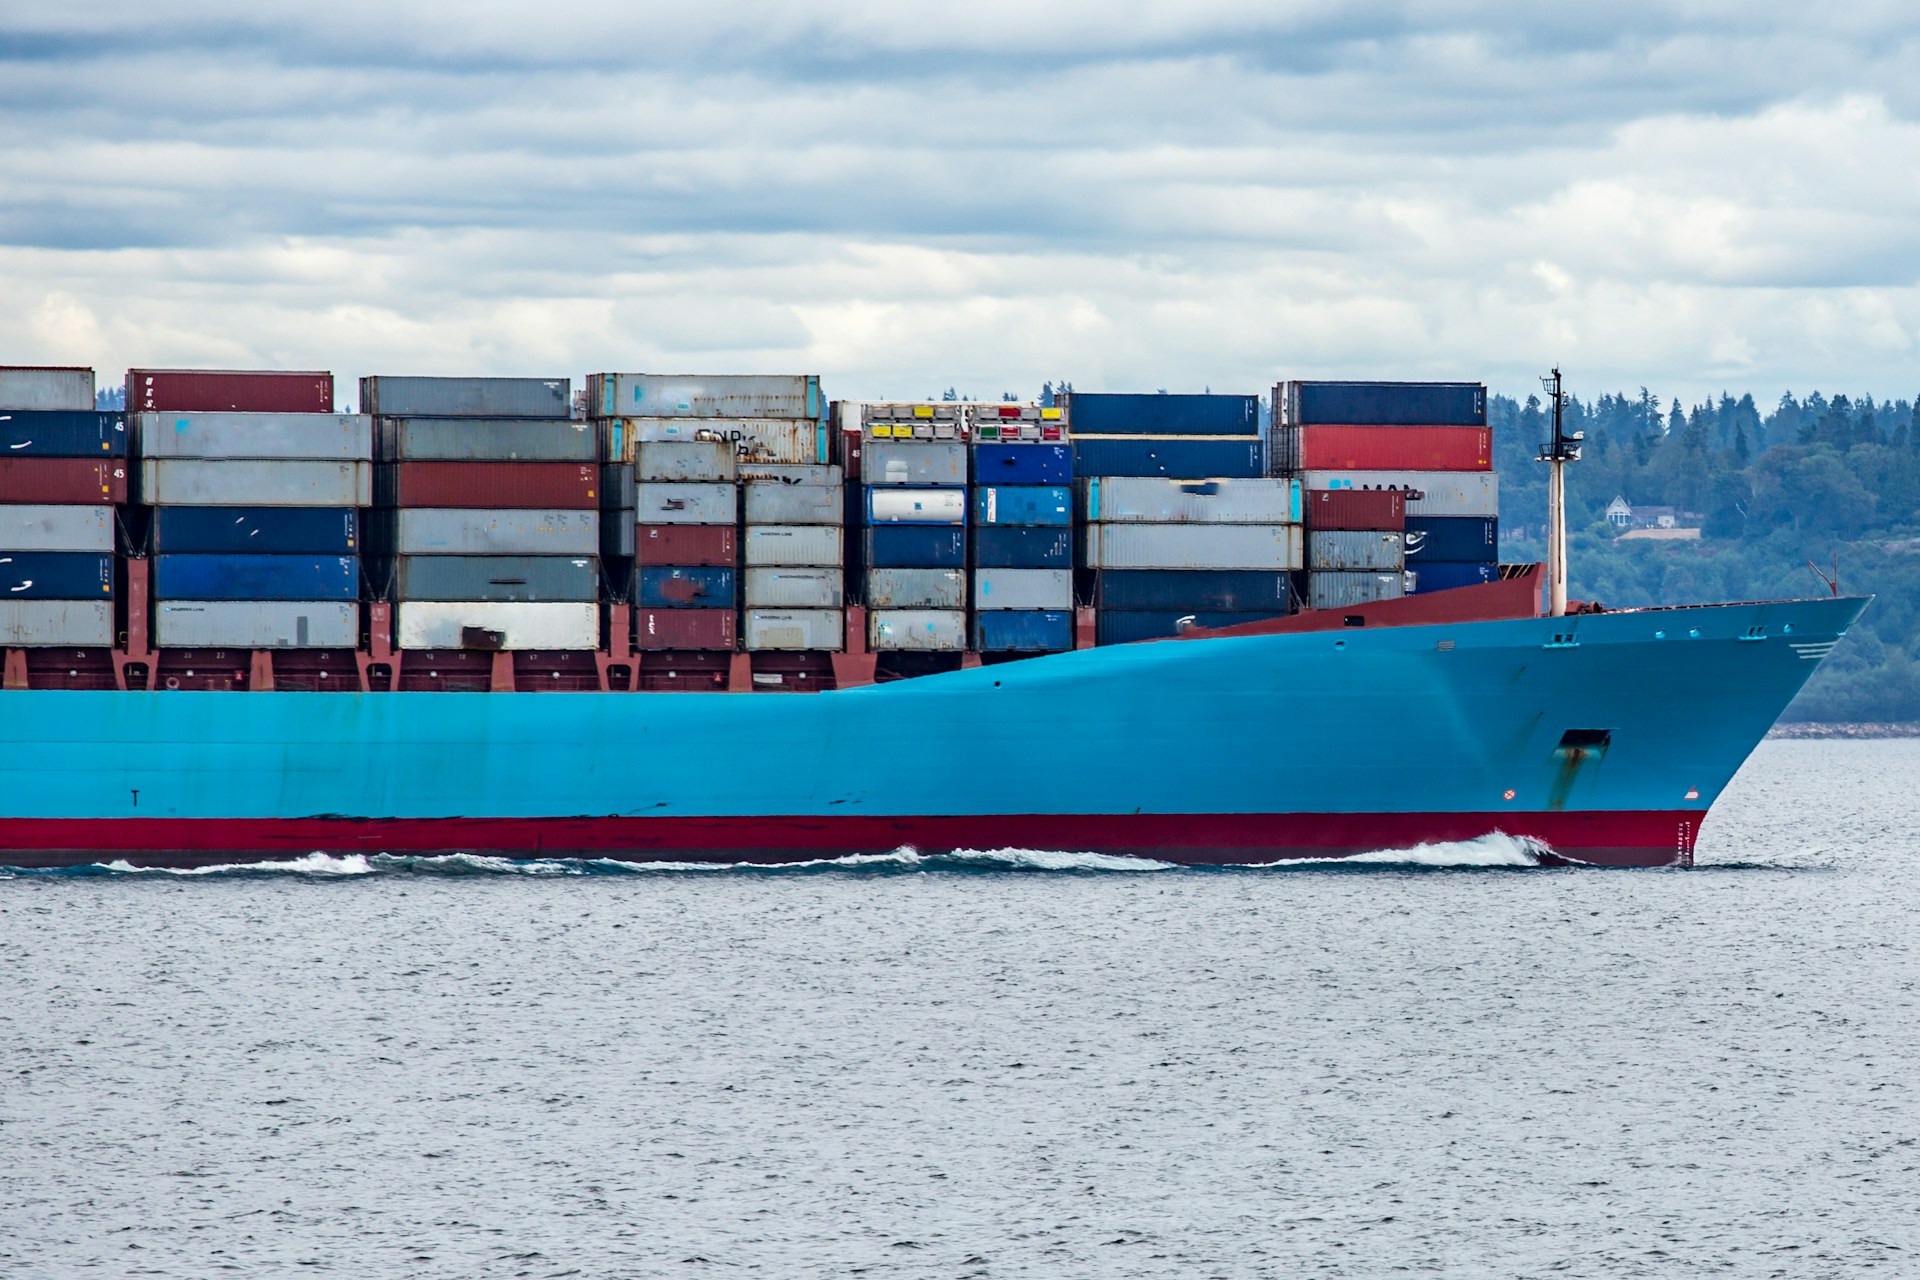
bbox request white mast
[1538,368,1582,618]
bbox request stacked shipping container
[0,367,119,647]
[633,440,739,652]
[860,405,970,655]
[965,404,1074,654]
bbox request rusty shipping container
[1304,488,1407,531]
[0,366,95,411]
[743,609,844,652]
[633,440,738,483]
[613,418,829,465]
[1307,530,1407,572]
[128,369,333,414]
[380,462,597,509]
[635,524,737,567]
[0,599,114,646]
[1281,425,1492,473]
[589,373,821,420]
[0,458,127,504]
[634,608,737,651]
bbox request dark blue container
[1291,381,1486,427]
[153,554,359,601]
[151,507,359,554]
[973,485,1072,527]
[971,527,1073,569]
[1408,561,1499,593]
[1095,609,1292,645]
[0,411,127,457]
[864,526,967,569]
[0,551,113,599]
[971,443,1072,485]
[1404,517,1498,563]
[973,609,1074,652]
[1071,437,1263,479]
[1064,393,1258,437]
[637,565,737,609]
[1094,569,1292,612]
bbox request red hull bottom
[0,810,1697,869]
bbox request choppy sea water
[3,739,1917,1279]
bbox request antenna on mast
[1538,367,1582,618]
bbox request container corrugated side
[154,601,360,649]
[0,551,114,598]
[0,411,127,457]
[636,566,737,609]
[1082,524,1302,571]
[1307,530,1407,572]
[633,440,739,483]
[395,602,600,650]
[360,376,569,419]
[973,609,1074,652]
[635,608,737,651]
[1061,392,1258,437]
[1082,476,1300,524]
[616,418,827,464]
[392,509,598,556]
[868,609,966,651]
[129,369,333,415]
[135,413,373,461]
[1282,380,1486,427]
[736,463,842,486]
[381,461,596,509]
[0,366,95,411]
[1095,609,1293,645]
[375,417,595,461]
[970,443,1072,485]
[973,485,1072,527]
[1296,471,1498,518]
[862,441,968,486]
[1094,569,1292,612]
[636,524,737,567]
[0,504,114,552]
[865,487,967,525]
[744,482,843,526]
[864,526,967,569]
[0,458,128,504]
[863,568,966,609]
[742,525,843,567]
[0,599,113,646]
[1408,562,1500,593]
[1307,571,1407,610]
[1072,437,1263,479]
[141,460,370,507]
[1279,424,1492,473]
[590,374,821,421]
[742,608,843,651]
[153,554,359,602]
[971,526,1073,568]
[972,568,1072,610]
[393,555,600,603]
[634,482,736,526]
[154,507,359,555]
[1304,488,1406,531]
[1404,517,1498,563]
[743,567,844,609]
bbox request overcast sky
[1,2,1915,406]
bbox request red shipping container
[1305,488,1406,531]
[384,462,598,508]
[0,457,128,503]
[127,369,334,414]
[634,608,736,651]
[1291,425,1491,472]
[636,524,737,567]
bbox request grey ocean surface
[3,740,1916,1279]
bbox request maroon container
[127,369,334,414]
[1305,488,1406,531]
[0,457,128,504]
[384,462,598,509]
[1290,425,1491,472]
[634,608,736,651]
[636,524,737,567]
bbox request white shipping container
[744,567,845,609]
[862,440,968,485]
[866,487,967,524]
[1083,524,1303,571]
[744,482,843,525]
[155,601,360,649]
[869,609,967,651]
[0,599,113,646]
[616,418,826,464]
[134,412,373,461]
[393,508,599,556]
[972,568,1073,610]
[1082,476,1301,524]
[864,568,966,609]
[633,440,738,483]
[1307,530,1407,572]
[395,602,600,651]
[138,459,372,507]
[0,504,114,552]
[634,482,736,525]
[1297,470,1499,518]
[0,367,96,411]
[742,525,843,567]
[590,374,820,420]
[1308,571,1406,610]
[742,608,844,651]
[736,462,842,486]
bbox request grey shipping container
[742,608,843,651]
[744,482,843,526]
[138,459,372,507]
[864,568,966,610]
[0,504,114,552]
[862,440,969,486]
[395,601,600,650]
[154,601,360,649]
[1307,530,1407,572]
[634,482,736,525]
[0,367,95,411]
[613,418,828,464]
[1308,571,1407,610]
[1296,470,1499,518]
[633,440,738,483]
[972,568,1073,610]
[360,376,570,419]
[869,609,966,651]
[135,413,373,461]
[589,373,821,421]
[1082,524,1303,571]
[391,555,599,603]
[1081,476,1302,524]
[742,525,843,567]
[736,462,842,486]
[392,508,599,556]
[743,567,845,609]
[375,417,596,462]
[0,599,113,646]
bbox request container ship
[0,367,1864,869]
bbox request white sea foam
[944,847,1178,872]
[99,851,376,876]
[1253,832,1550,869]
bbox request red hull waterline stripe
[0,811,1698,869]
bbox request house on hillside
[1606,496,1700,531]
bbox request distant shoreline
[1769,722,1920,740]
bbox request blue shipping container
[1408,562,1499,593]
[1094,569,1292,612]
[972,527,1073,569]
[0,411,127,457]
[971,443,1073,485]
[1291,382,1486,427]
[973,486,1072,527]
[973,609,1074,652]
[152,506,359,554]
[1064,393,1258,437]
[1072,437,1264,479]
[865,526,967,569]
[1404,517,1498,563]
[637,566,737,609]
[153,554,359,601]
[1095,609,1292,645]
[0,551,113,598]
